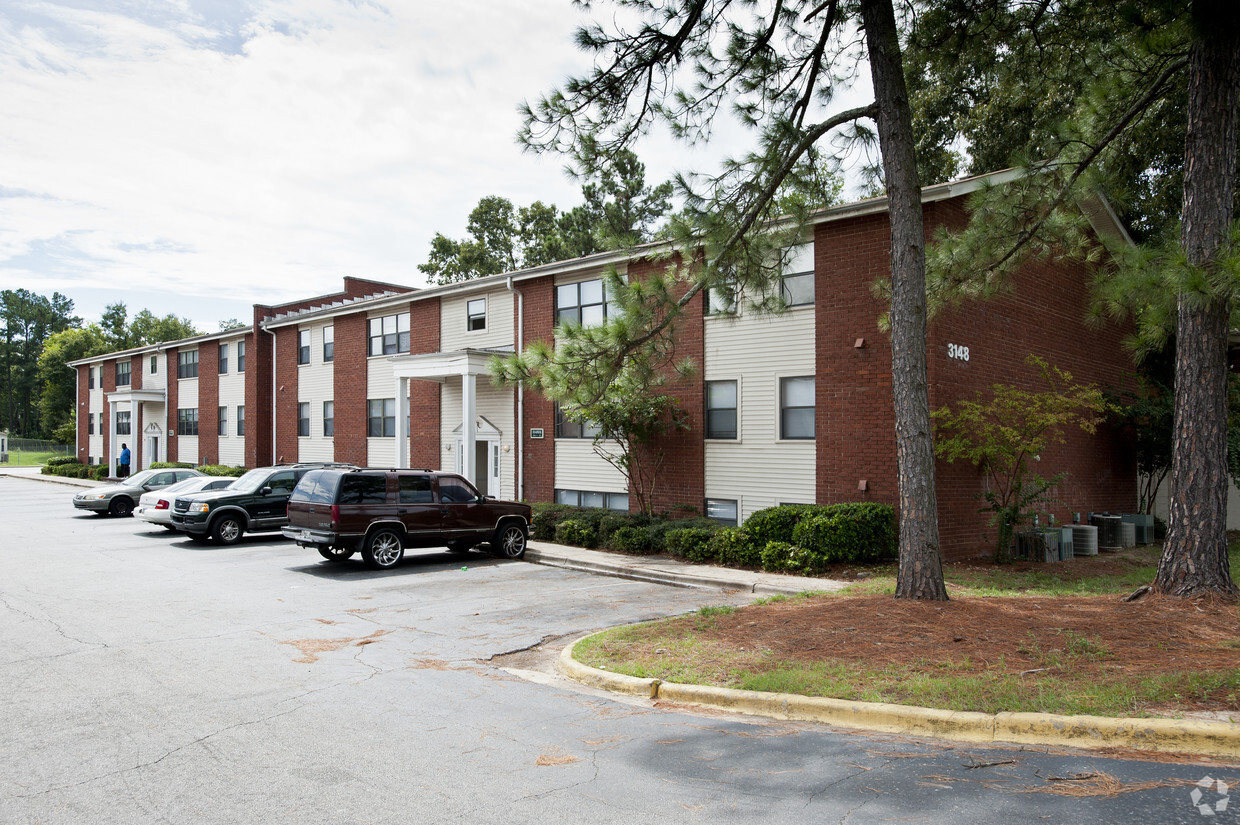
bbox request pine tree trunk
[1156,0,1239,598]
[860,0,948,600]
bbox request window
[368,398,395,437]
[88,413,94,435]
[438,477,480,503]
[780,243,814,307]
[340,473,387,504]
[177,408,199,436]
[323,326,334,362]
[177,350,198,379]
[399,475,433,504]
[116,360,131,386]
[368,314,410,356]
[780,376,815,440]
[554,404,600,439]
[323,401,334,437]
[219,344,228,374]
[466,298,486,331]
[218,406,228,436]
[706,499,739,526]
[705,281,737,315]
[237,342,246,373]
[116,411,131,435]
[297,330,311,365]
[150,355,157,374]
[555,278,617,327]
[237,405,245,436]
[705,380,738,439]
[298,402,310,437]
[555,489,629,512]
[266,471,297,494]
[88,367,95,389]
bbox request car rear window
[339,474,388,504]
[291,470,341,504]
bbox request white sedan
[135,476,236,529]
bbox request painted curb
[558,635,1240,759]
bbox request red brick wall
[245,310,273,468]
[165,347,179,463]
[273,326,300,463]
[76,366,89,463]
[813,198,1137,559]
[199,343,219,466]
[333,313,369,466]
[409,299,441,469]
[521,277,556,503]
[629,255,706,515]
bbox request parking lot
[0,476,1228,824]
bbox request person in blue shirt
[118,443,131,478]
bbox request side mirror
[260,486,272,496]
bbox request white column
[395,376,409,469]
[108,399,118,475]
[462,372,477,484]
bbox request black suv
[171,463,354,545]
[283,468,531,569]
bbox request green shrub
[555,519,597,547]
[151,461,194,470]
[744,504,826,545]
[91,465,109,481]
[791,502,896,563]
[645,516,717,552]
[760,541,829,575]
[709,526,761,568]
[44,456,83,467]
[530,503,579,540]
[198,464,247,477]
[664,527,717,561]
[41,460,101,479]
[598,512,652,541]
[607,526,656,554]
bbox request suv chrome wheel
[362,528,404,569]
[493,524,527,559]
[317,545,354,562]
[212,515,243,545]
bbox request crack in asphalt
[0,593,108,655]
[5,704,306,802]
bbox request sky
[0,0,871,334]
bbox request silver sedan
[72,468,204,517]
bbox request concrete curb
[558,635,1240,759]
[0,470,98,488]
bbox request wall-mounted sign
[947,343,970,362]
[530,428,545,439]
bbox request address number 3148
[947,343,970,361]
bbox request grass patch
[5,450,71,467]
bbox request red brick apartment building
[70,171,1137,559]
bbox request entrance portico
[105,388,166,470]
[391,349,510,489]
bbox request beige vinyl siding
[298,325,335,463]
[554,439,627,494]
[148,351,166,390]
[366,349,398,467]
[703,303,816,523]
[440,289,515,352]
[440,380,516,500]
[218,337,246,465]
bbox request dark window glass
[323,401,334,437]
[298,330,310,365]
[116,411,131,435]
[339,474,388,504]
[780,376,815,440]
[291,470,339,504]
[237,405,245,436]
[368,398,395,437]
[369,314,410,356]
[323,326,334,362]
[116,360,131,386]
[177,350,198,379]
[298,402,309,437]
[219,343,228,374]
[467,298,486,331]
[237,342,246,372]
[437,477,479,503]
[177,408,199,436]
[398,476,433,504]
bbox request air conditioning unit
[1072,524,1099,556]
[1090,513,1124,551]
[1121,513,1154,545]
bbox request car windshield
[159,477,207,495]
[229,468,275,494]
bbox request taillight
[330,504,339,529]
[156,500,170,510]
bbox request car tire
[211,514,244,546]
[362,528,404,570]
[491,523,527,560]
[109,497,134,517]
[447,541,473,554]
[317,545,355,562]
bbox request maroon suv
[283,468,531,570]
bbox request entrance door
[455,438,500,497]
[145,437,159,470]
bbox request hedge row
[41,459,247,480]
[534,501,897,575]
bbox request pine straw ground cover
[573,546,1240,718]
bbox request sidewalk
[524,540,848,596]
[0,466,101,488]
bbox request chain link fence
[1,437,74,465]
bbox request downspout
[269,323,277,465]
[506,276,524,501]
[155,343,166,463]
